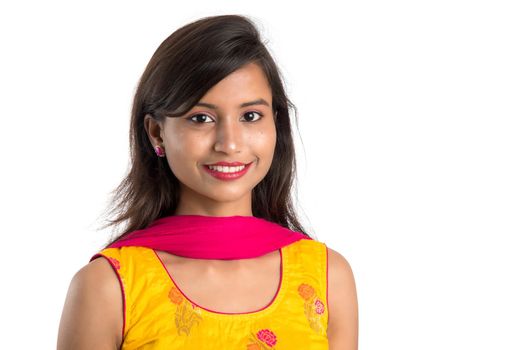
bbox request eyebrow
[194,98,270,110]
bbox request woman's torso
[155,248,282,314]
[92,238,329,349]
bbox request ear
[144,114,164,147]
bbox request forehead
[198,62,272,105]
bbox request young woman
[57,14,358,350]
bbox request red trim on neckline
[152,248,285,316]
[326,244,330,327]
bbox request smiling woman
[144,62,277,207]
[57,14,358,350]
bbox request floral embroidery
[297,283,326,334]
[107,257,120,270]
[167,286,203,335]
[257,329,277,347]
[315,299,325,314]
[168,287,184,304]
[298,283,315,299]
[247,328,278,349]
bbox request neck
[173,208,253,217]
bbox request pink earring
[154,145,165,157]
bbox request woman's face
[145,62,277,216]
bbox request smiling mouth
[204,162,252,173]
[202,161,254,180]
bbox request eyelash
[186,111,264,124]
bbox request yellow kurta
[91,238,329,349]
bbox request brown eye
[242,111,263,122]
[188,114,214,123]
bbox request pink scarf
[92,214,311,260]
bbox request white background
[1,0,523,349]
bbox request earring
[154,145,165,157]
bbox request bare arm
[57,257,123,350]
[327,247,359,350]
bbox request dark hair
[97,14,315,247]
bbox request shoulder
[77,255,125,303]
[326,246,359,349]
[57,255,123,350]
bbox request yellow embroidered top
[92,238,329,349]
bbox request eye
[187,113,214,124]
[241,111,263,122]
[187,111,263,124]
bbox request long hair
[97,14,315,247]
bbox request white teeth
[207,165,245,173]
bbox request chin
[206,186,252,201]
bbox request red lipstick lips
[203,161,253,181]
[205,161,247,166]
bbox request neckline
[151,246,288,318]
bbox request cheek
[166,133,208,164]
[253,128,277,158]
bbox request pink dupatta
[90,214,311,261]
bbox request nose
[213,117,243,154]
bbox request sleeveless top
[91,238,330,349]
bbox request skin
[57,62,358,349]
[145,62,277,218]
